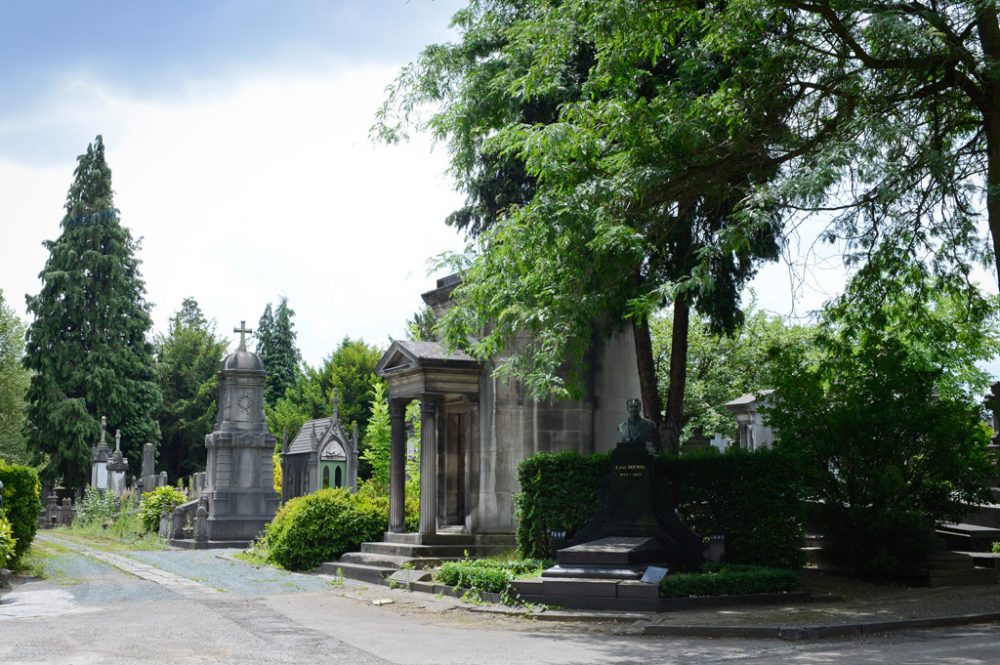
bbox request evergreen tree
[0,289,30,464]
[267,297,300,405]
[155,298,227,481]
[23,135,161,489]
[255,303,274,372]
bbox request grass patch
[435,557,548,604]
[236,538,271,567]
[659,562,799,598]
[54,513,167,552]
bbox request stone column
[419,397,439,536]
[388,399,407,533]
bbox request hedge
[659,562,800,598]
[515,448,805,569]
[264,488,388,571]
[0,460,41,565]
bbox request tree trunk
[662,293,690,456]
[979,6,1000,287]
[631,317,663,451]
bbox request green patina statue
[616,398,656,448]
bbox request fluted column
[388,399,407,533]
[419,397,439,535]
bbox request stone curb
[641,611,1000,640]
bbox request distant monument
[172,321,278,547]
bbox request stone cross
[710,433,727,453]
[234,320,252,352]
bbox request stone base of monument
[169,537,252,549]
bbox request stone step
[510,577,661,611]
[954,551,1000,568]
[961,503,1000,529]
[361,542,480,558]
[936,523,1000,552]
[926,568,996,587]
[319,561,394,585]
[338,551,450,570]
[381,531,515,547]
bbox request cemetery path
[2,535,1000,664]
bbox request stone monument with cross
[190,320,278,546]
[107,429,129,496]
[90,416,111,491]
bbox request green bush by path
[264,488,387,571]
[435,557,546,604]
[659,562,799,598]
[0,515,16,568]
[75,487,121,525]
[0,460,41,565]
[138,485,188,533]
[514,448,804,568]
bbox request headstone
[567,399,705,572]
[710,433,727,453]
[107,429,129,497]
[194,495,209,542]
[158,471,168,488]
[90,416,111,490]
[141,442,157,493]
[199,321,279,543]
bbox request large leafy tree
[24,135,161,488]
[379,1,842,451]
[155,298,227,481]
[0,290,30,464]
[773,0,1000,287]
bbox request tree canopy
[155,298,227,481]
[0,290,29,464]
[23,135,161,488]
[256,297,301,407]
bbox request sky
[0,0,979,371]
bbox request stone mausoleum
[281,401,359,503]
[376,275,641,540]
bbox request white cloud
[0,61,466,366]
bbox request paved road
[2,535,999,665]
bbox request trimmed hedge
[515,448,805,569]
[264,488,387,571]
[659,562,799,598]
[0,460,41,565]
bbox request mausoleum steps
[935,522,1000,552]
[338,551,447,570]
[359,541,509,559]
[959,502,1000,529]
[318,561,393,585]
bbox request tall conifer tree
[256,298,300,406]
[23,135,161,488]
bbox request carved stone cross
[234,320,253,351]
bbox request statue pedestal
[567,444,704,571]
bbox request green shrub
[436,558,546,604]
[264,488,387,571]
[514,448,805,568]
[0,460,41,565]
[0,515,16,569]
[515,451,609,559]
[75,487,121,525]
[138,485,188,533]
[659,562,799,598]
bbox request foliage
[262,488,387,571]
[436,557,545,603]
[379,1,836,453]
[0,289,30,464]
[406,306,438,342]
[515,451,610,560]
[765,268,998,573]
[774,0,1000,287]
[651,301,814,444]
[361,382,391,488]
[0,460,41,564]
[659,562,799,598]
[0,515,15,569]
[515,449,805,569]
[663,449,806,569]
[272,450,282,496]
[138,485,187,533]
[23,135,161,489]
[74,487,120,525]
[155,298,227,481]
[257,298,301,408]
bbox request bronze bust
[617,398,656,447]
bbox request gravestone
[549,399,704,576]
[107,429,129,496]
[198,321,278,544]
[90,416,111,490]
[141,442,157,492]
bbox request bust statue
[617,398,656,448]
